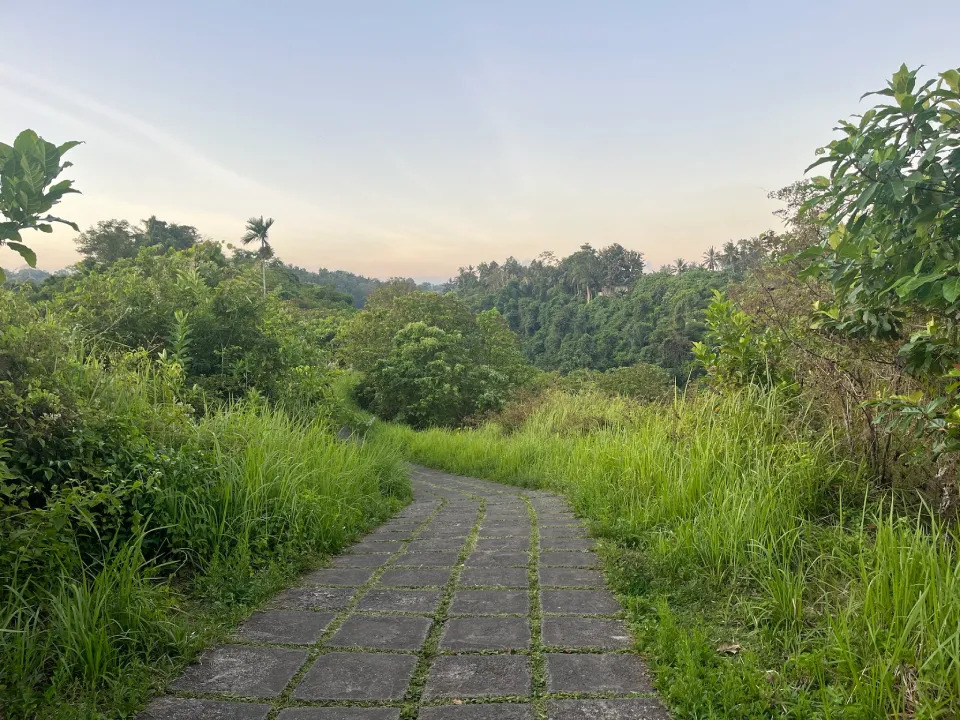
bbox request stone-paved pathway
[141,466,669,719]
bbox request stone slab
[407,538,467,551]
[539,551,600,568]
[138,697,271,719]
[459,567,528,588]
[300,567,376,586]
[466,551,529,567]
[349,540,405,554]
[378,568,453,587]
[540,537,595,551]
[328,614,432,650]
[541,590,622,615]
[424,655,531,698]
[449,590,529,615]
[440,617,531,650]
[331,553,394,568]
[170,644,307,697]
[539,568,605,588]
[293,652,417,700]
[356,588,441,614]
[278,709,401,720]
[541,617,632,649]
[474,538,530,552]
[270,587,356,611]
[539,527,586,539]
[394,551,460,567]
[546,699,670,720]
[545,653,654,694]
[234,610,335,645]
[418,704,533,719]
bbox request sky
[2,1,958,281]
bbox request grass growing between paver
[371,388,960,719]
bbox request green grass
[0,405,409,719]
[371,388,960,718]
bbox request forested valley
[2,64,960,719]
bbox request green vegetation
[374,388,959,717]
[0,136,408,718]
[4,63,960,719]
[451,242,776,380]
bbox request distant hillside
[285,266,383,307]
[1,267,52,284]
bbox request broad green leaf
[942,69,960,92]
[5,241,37,267]
[944,277,960,303]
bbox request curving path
[141,466,669,719]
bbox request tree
[702,246,720,271]
[671,258,688,276]
[562,244,601,302]
[241,216,275,295]
[140,215,201,252]
[0,130,81,282]
[75,219,140,264]
[597,243,644,290]
[802,64,960,456]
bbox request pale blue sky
[2,1,957,279]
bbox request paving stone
[357,588,441,613]
[541,590,622,615]
[539,568,605,587]
[394,551,460,567]
[293,652,418,700]
[331,553,393,568]
[234,610,335,645]
[546,699,670,720]
[170,644,307,697]
[450,590,529,615]
[329,614,432,650]
[278,709,402,720]
[407,538,466,551]
[459,567,529,588]
[270,587,356,611]
[475,537,530,552]
[418,704,533,719]
[425,655,531,698]
[542,617,632,649]
[539,551,600,567]
[138,697,271,719]
[300,567,376,586]
[366,531,414,542]
[378,568,453,587]
[371,524,418,534]
[440,617,530,650]
[479,528,530,539]
[466,551,529,567]
[539,526,587,539]
[545,653,654,693]
[349,540,405,554]
[539,537,595,551]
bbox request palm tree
[673,258,688,276]
[241,216,275,295]
[702,246,719,271]
[720,241,739,272]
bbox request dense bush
[342,288,531,426]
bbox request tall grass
[1,404,407,719]
[374,388,960,717]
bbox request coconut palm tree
[702,246,719,271]
[672,258,688,276]
[241,216,275,295]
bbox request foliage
[0,130,81,282]
[343,289,531,426]
[357,322,510,428]
[693,291,790,390]
[75,216,202,265]
[375,387,960,718]
[796,65,960,506]
[453,249,740,380]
